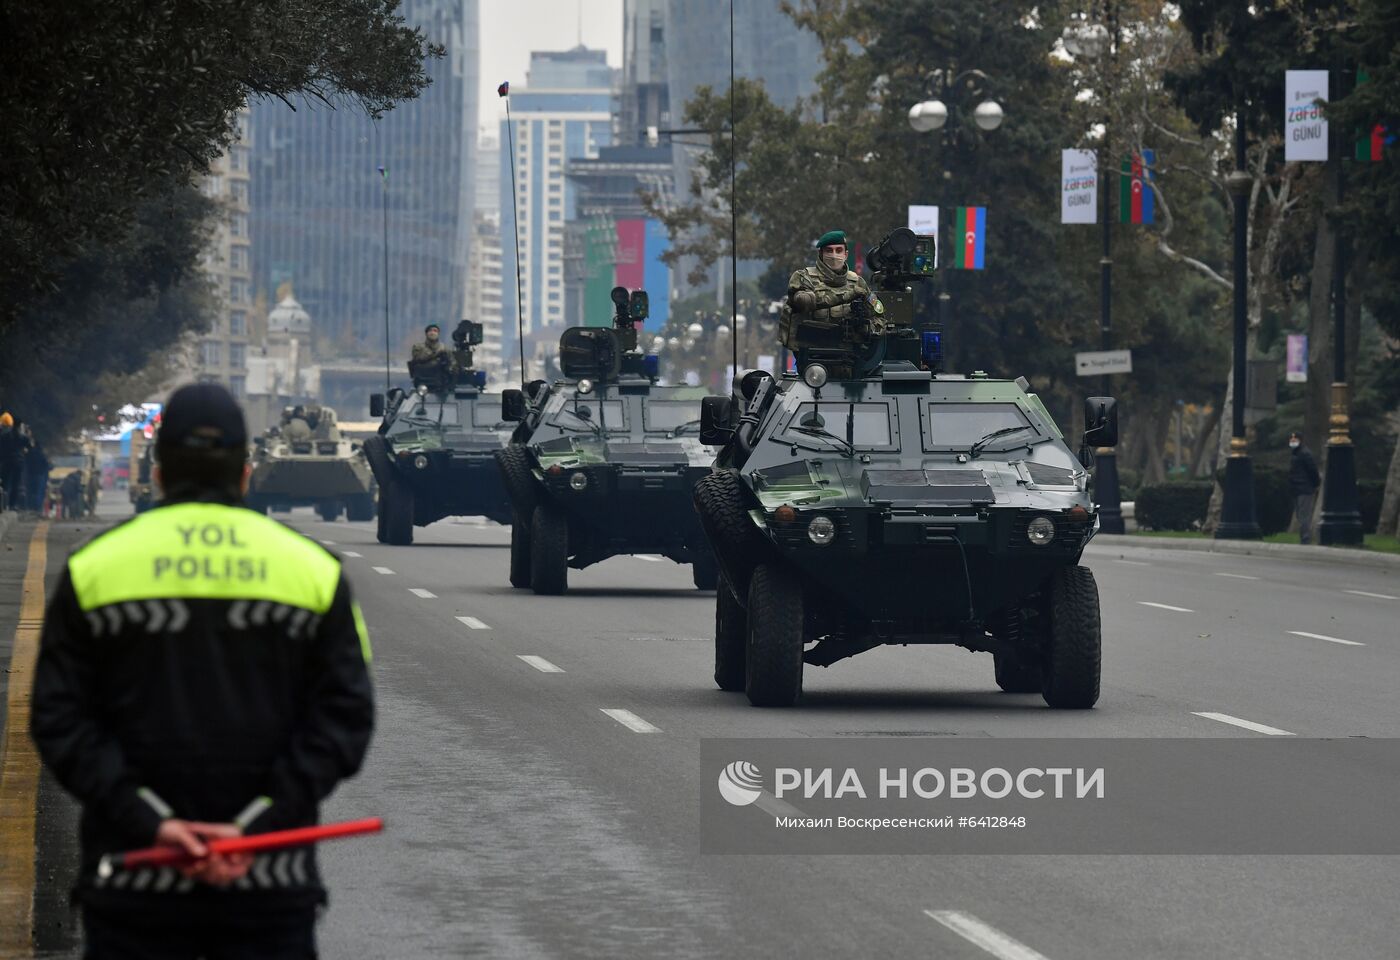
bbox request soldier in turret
[780,230,885,365]
[409,323,454,388]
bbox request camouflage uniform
[779,258,885,356]
[408,339,453,386]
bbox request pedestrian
[1288,431,1322,544]
[25,439,51,513]
[59,469,83,519]
[0,413,32,512]
[31,382,375,959]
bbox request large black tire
[691,550,719,591]
[530,504,568,595]
[381,477,414,546]
[745,563,804,707]
[496,446,538,514]
[375,496,388,543]
[714,574,747,691]
[346,494,375,523]
[315,502,341,522]
[1041,566,1101,709]
[693,471,770,600]
[509,508,533,588]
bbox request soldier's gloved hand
[789,290,816,312]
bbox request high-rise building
[475,134,499,216]
[498,47,614,346]
[249,1,478,356]
[619,0,670,146]
[465,211,505,380]
[190,108,253,399]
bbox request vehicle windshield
[403,401,459,425]
[547,397,626,433]
[643,400,701,433]
[781,402,892,449]
[923,402,1039,451]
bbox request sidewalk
[1091,532,1400,571]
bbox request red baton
[99,817,384,876]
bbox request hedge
[1135,482,1213,531]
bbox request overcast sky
[477,0,624,138]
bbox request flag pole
[500,82,527,388]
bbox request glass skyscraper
[249,0,478,354]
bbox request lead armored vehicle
[246,405,376,521]
[364,320,512,544]
[496,287,717,595]
[693,228,1118,708]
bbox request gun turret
[865,227,942,372]
[609,286,648,354]
[452,319,484,375]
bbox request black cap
[157,383,247,454]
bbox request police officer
[31,382,374,959]
[780,229,884,360]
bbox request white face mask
[821,247,847,271]
[1289,441,1300,449]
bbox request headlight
[1027,516,1055,545]
[413,454,429,470]
[802,363,829,389]
[569,471,588,491]
[807,514,836,545]
[577,378,594,395]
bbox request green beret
[815,230,847,249]
[425,323,440,333]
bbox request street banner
[1119,151,1155,225]
[1075,349,1132,377]
[1285,70,1329,162]
[906,205,939,266]
[1061,149,1098,224]
[1286,334,1308,383]
[953,207,986,270]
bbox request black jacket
[1289,446,1321,495]
[30,499,374,918]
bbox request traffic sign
[1075,349,1132,376]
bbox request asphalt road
[259,510,1400,960]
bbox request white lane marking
[1214,572,1260,581]
[372,566,395,575]
[1192,712,1295,736]
[319,539,336,545]
[1115,559,1150,567]
[408,588,437,599]
[1137,601,1194,613]
[456,616,490,630]
[1288,630,1364,647]
[925,911,1051,960]
[342,551,363,558]
[518,655,564,673]
[632,554,665,562]
[600,708,660,733]
[1346,589,1397,601]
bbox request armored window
[547,397,626,433]
[780,401,896,451]
[920,402,1039,452]
[643,400,702,433]
[405,402,460,425]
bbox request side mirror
[699,395,734,446]
[501,388,526,422]
[1083,396,1118,447]
[370,393,385,418]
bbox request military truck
[363,320,512,545]
[693,228,1118,708]
[246,405,376,521]
[496,287,717,595]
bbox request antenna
[499,81,527,387]
[729,0,739,382]
[378,163,390,390]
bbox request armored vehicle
[496,287,717,595]
[246,405,376,521]
[364,320,512,545]
[128,432,155,513]
[693,228,1118,708]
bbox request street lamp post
[1216,102,1262,540]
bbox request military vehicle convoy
[246,405,376,521]
[693,228,1117,708]
[496,287,717,595]
[364,320,512,545]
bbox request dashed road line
[342,551,362,558]
[1114,559,1150,567]
[1214,572,1260,581]
[1288,630,1363,647]
[1192,712,1295,736]
[632,554,665,562]
[1137,601,1193,613]
[600,708,660,733]
[518,655,565,673]
[319,539,336,545]
[924,911,1051,960]
[1345,589,1397,601]
[408,588,437,599]
[456,616,490,630]
[372,566,395,575]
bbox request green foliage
[0,0,441,317]
[1358,479,1384,533]
[1135,480,1214,530]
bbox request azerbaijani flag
[1120,150,1155,224]
[1356,123,1392,161]
[953,207,985,270]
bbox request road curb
[1090,533,1400,571]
